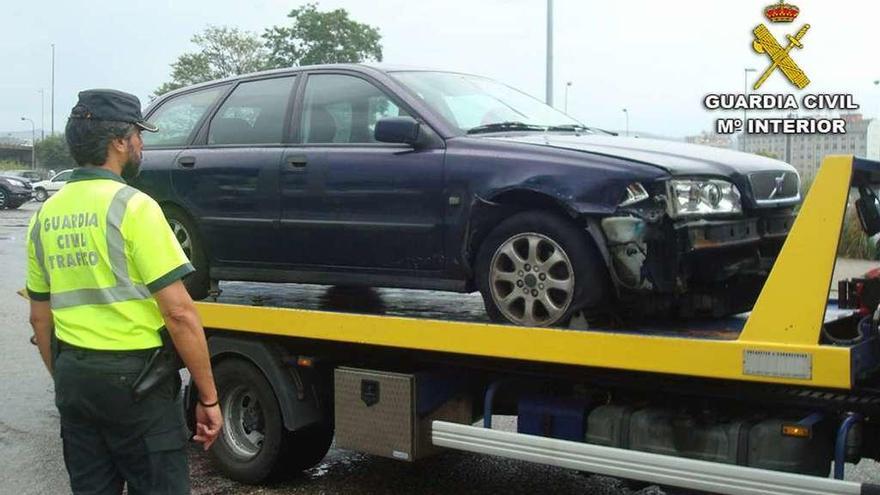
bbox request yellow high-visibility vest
[26,167,193,350]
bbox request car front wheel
[475,211,609,327]
[34,188,48,202]
[0,188,7,209]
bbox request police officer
[26,89,222,494]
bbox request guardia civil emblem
[751,1,810,90]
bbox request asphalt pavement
[3,200,880,494]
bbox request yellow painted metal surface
[196,302,852,389]
[194,156,860,390]
[740,155,853,344]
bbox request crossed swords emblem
[752,23,811,90]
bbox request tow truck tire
[211,359,292,483]
[163,206,209,300]
[475,210,608,327]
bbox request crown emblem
[764,1,800,22]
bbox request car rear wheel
[34,188,48,202]
[163,206,210,300]
[475,211,609,327]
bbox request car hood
[487,134,797,177]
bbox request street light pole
[38,89,45,141]
[51,43,55,136]
[743,68,756,151]
[564,81,572,113]
[622,108,629,137]
[21,117,36,169]
[545,0,554,106]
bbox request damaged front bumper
[677,214,793,252]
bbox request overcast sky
[2,0,878,139]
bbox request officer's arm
[29,300,54,375]
[153,280,218,405]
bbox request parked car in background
[3,169,46,183]
[132,64,800,327]
[32,169,74,202]
[0,174,33,209]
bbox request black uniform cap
[69,89,158,132]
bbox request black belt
[57,339,157,356]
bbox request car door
[279,72,446,272]
[172,75,297,265]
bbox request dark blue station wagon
[134,64,800,326]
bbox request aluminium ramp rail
[431,421,880,495]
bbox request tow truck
[186,155,880,495]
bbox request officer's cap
[69,89,158,132]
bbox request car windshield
[389,71,588,134]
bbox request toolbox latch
[361,380,380,407]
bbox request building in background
[685,131,734,149]
[741,113,880,179]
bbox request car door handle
[288,156,308,169]
[178,156,196,168]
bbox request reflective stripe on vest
[34,186,152,310]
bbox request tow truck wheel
[163,206,209,300]
[211,358,324,483]
[475,210,608,327]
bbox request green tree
[154,26,269,97]
[263,3,383,68]
[35,135,76,169]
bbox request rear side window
[142,86,227,148]
[53,171,72,182]
[300,74,409,144]
[208,76,296,145]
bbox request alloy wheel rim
[35,190,46,201]
[0,190,6,208]
[489,232,575,326]
[167,218,193,259]
[221,384,266,459]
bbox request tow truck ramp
[432,421,877,495]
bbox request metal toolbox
[334,367,471,461]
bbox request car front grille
[748,171,799,205]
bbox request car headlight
[666,179,742,217]
[5,178,26,187]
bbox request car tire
[0,188,7,209]
[475,210,609,327]
[210,359,332,483]
[34,188,48,202]
[163,206,210,300]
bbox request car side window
[208,76,296,145]
[300,74,409,144]
[53,171,72,182]
[142,85,227,148]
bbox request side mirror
[856,186,880,236]
[375,117,420,145]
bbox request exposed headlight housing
[666,179,742,217]
[619,182,649,207]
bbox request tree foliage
[263,3,383,67]
[154,26,269,97]
[35,135,76,169]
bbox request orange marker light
[781,424,811,438]
[297,357,314,367]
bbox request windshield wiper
[545,124,596,134]
[466,121,547,135]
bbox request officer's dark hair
[64,119,136,167]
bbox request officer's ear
[109,136,128,154]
